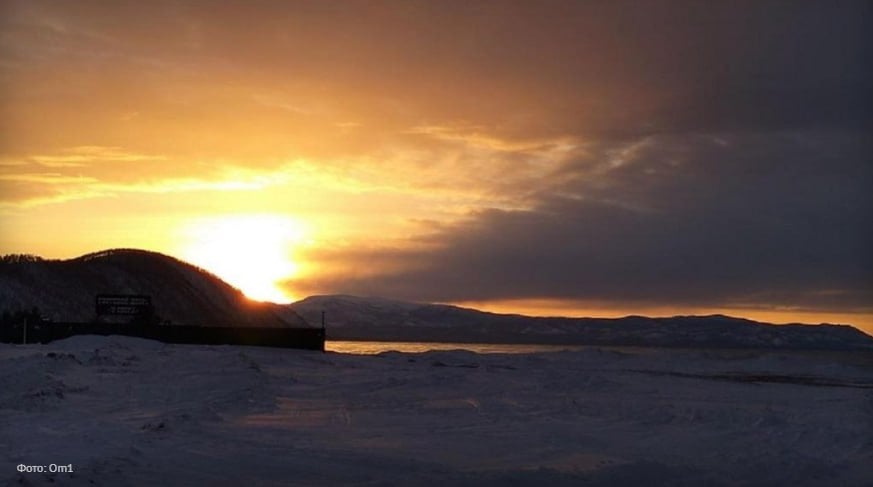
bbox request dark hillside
[0,249,309,327]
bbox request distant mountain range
[292,295,873,350]
[0,249,308,328]
[2,249,871,350]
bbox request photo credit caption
[17,464,75,473]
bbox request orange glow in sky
[0,1,870,333]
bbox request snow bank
[1,339,871,486]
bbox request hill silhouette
[2,250,870,349]
[0,249,308,328]
[293,295,873,350]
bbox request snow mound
[2,342,872,485]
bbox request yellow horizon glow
[451,299,873,336]
[176,214,310,303]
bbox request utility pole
[321,310,325,331]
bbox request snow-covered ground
[1,336,871,486]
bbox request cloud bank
[1,1,870,316]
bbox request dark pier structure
[0,294,325,351]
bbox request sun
[177,214,309,303]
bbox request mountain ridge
[3,250,870,349]
[291,294,873,350]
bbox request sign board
[95,294,153,316]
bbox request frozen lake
[2,336,872,486]
[327,339,873,365]
[326,340,595,354]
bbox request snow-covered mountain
[0,249,309,327]
[292,295,873,350]
[3,250,869,349]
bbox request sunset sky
[1,1,871,330]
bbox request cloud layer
[1,1,871,315]
[293,130,873,312]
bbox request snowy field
[1,336,872,486]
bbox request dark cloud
[295,131,873,312]
[2,1,871,313]
[4,0,870,143]
[283,1,873,312]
